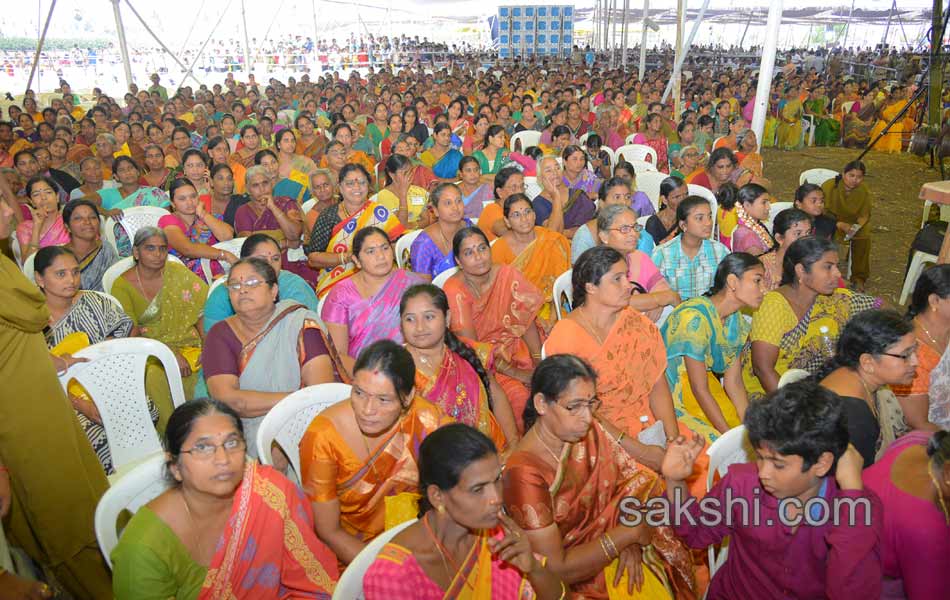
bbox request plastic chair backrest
[10,236,21,266]
[199,237,248,282]
[59,338,187,473]
[510,130,541,153]
[524,176,542,201]
[705,424,754,578]
[552,269,573,320]
[103,206,170,257]
[615,144,657,165]
[395,230,423,269]
[207,276,227,299]
[101,255,184,296]
[840,101,856,115]
[686,184,719,236]
[623,159,659,174]
[777,368,810,388]
[578,131,591,146]
[332,518,418,600]
[301,198,318,214]
[764,201,794,235]
[256,383,352,481]
[20,251,36,282]
[432,266,459,289]
[635,170,668,213]
[798,168,838,187]
[94,453,170,568]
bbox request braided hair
[399,284,494,410]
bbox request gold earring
[437,505,445,514]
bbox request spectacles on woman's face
[558,397,602,415]
[880,346,918,362]
[342,178,369,188]
[508,207,534,220]
[181,437,246,459]
[226,278,265,292]
[608,223,643,235]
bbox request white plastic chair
[798,168,838,187]
[552,269,573,320]
[94,453,170,568]
[432,266,459,289]
[635,170,668,214]
[199,237,248,283]
[577,131,591,146]
[103,206,170,257]
[395,230,423,269]
[614,144,657,165]
[332,518,418,600]
[765,201,794,235]
[509,130,541,153]
[900,251,939,305]
[256,383,352,481]
[207,276,227,299]
[777,368,810,388]
[600,146,617,170]
[705,424,755,578]
[802,115,815,146]
[301,198,318,215]
[101,255,184,295]
[686,184,719,237]
[524,176,542,201]
[621,159,658,174]
[20,251,36,282]
[10,236,21,267]
[919,201,950,229]
[58,338,187,477]
[712,136,726,149]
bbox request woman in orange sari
[111,399,339,600]
[544,246,711,495]
[444,227,544,434]
[491,193,571,333]
[400,284,519,450]
[503,355,700,600]
[301,340,452,565]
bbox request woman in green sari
[99,156,171,256]
[804,85,839,147]
[471,125,510,178]
[110,226,208,400]
[776,85,804,151]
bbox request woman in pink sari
[111,399,339,600]
[632,113,671,173]
[16,176,71,260]
[322,227,423,377]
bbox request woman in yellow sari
[363,423,564,599]
[869,85,909,154]
[304,164,405,298]
[490,193,571,333]
[661,254,765,439]
[110,226,208,400]
[503,355,700,600]
[776,85,804,151]
[302,340,453,565]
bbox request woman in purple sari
[531,156,595,240]
[409,183,471,280]
[457,156,494,220]
[322,227,423,377]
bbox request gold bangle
[603,532,619,559]
[557,581,567,600]
[615,431,626,445]
[599,536,613,561]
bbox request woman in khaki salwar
[0,188,112,599]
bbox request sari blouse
[410,226,468,279]
[532,189,596,232]
[321,269,423,359]
[364,529,537,600]
[490,227,571,330]
[420,148,463,179]
[443,265,543,370]
[158,213,222,281]
[460,183,494,220]
[562,169,602,197]
[111,462,338,600]
[299,397,451,541]
[16,214,71,252]
[503,421,696,599]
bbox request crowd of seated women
[0,60,947,599]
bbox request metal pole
[881,0,895,49]
[672,0,685,118]
[312,0,320,71]
[240,0,252,78]
[124,0,207,89]
[638,0,649,79]
[605,0,612,61]
[738,9,753,49]
[929,0,945,132]
[621,0,629,70]
[24,0,57,94]
[110,0,134,91]
[842,0,856,49]
[750,0,782,148]
[661,0,711,103]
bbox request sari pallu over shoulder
[199,461,338,600]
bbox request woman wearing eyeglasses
[305,163,406,298]
[111,399,339,599]
[203,257,339,460]
[596,204,679,322]
[490,193,570,333]
[818,310,919,467]
[502,355,699,599]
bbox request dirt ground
[760,146,946,306]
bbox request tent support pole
[25,0,57,94]
[124,0,207,91]
[750,0,782,148]
[638,0,649,79]
[110,0,134,92]
[621,0,629,70]
[241,0,252,77]
[661,0,710,103]
[672,0,685,117]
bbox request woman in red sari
[111,399,339,599]
[503,355,700,600]
[443,227,544,434]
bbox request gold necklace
[180,491,208,560]
[916,317,943,349]
[856,373,879,419]
[928,464,950,526]
[422,512,476,591]
[535,422,565,464]
[577,308,607,345]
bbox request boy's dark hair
[745,380,848,472]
